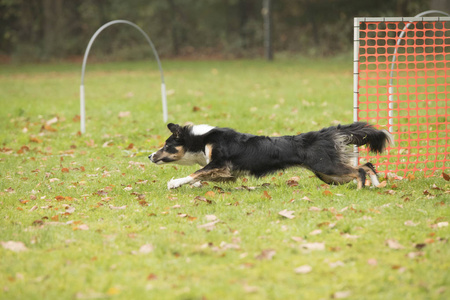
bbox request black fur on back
[178,122,393,178]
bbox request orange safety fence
[355,18,450,177]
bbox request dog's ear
[167,123,182,137]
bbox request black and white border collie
[149,122,393,190]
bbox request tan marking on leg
[191,166,234,182]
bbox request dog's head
[149,123,187,165]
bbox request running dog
[149,122,393,190]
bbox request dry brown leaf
[262,190,272,199]
[278,209,295,219]
[300,242,325,251]
[407,251,424,259]
[442,172,450,181]
[309,206,321,211]
[385,239,404,249]
[255,249,276,260]
[367,258,377,266]
[197,220,220,231]
[301,196,312,202]
[323,190,333,196]
[377,181,387,188]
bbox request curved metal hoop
[388,10,450,129]
[80,20,168,133]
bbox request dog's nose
[148,153,153,161]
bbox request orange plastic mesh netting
[356,19,450,177]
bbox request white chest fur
[176,152,206,166]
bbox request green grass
[0,57,449,300]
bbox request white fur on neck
[191,124,215,136]
[176,151,208,166]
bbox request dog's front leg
[167,164,232,190]
[167,175,198,189]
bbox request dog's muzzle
[149,153,157,163]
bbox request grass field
[0,57,449,300]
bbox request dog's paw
[167,178,182,190]
[190,181,202,188]
[167,177,193,190]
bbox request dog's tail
[336,122,394,153]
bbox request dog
[149,122,393,190]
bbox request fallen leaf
[332,290,352,299]
[407,251,424,259]
[367,258,377,266]
[243,284,259,293]
[437,221,448,228]
[194,196,213,204]
[323,190,333,196]
[294,265,312,274]
[286,179,298,187]
[109,205,127,210]
[385,239,404,249]
[1,241,28,252]
[342,233,359,239]
[205,215,218,221]
[118,111,131,118]
[329,261,345,268]
[404,220,419,226]
[139,244,154,254]
[262,190,272,199]
[255,249,276,260]
[76,224,89,231]
[309,229,322,235]
[300,242,325,251]
[205,191,215,198]
[442,172,449,181]
[278,209,295,219]
[377,181,387,188]
[197,220,220,231]
[46,116,58,125]
[406,173,415,181]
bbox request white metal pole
[80,84,85,134]
[353,18,361,167]
[161,83,168,123]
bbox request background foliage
[0,0,435,61]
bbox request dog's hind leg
[361,162,380,187]
[313,164,370,189]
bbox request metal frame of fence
[353,11,450,176]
